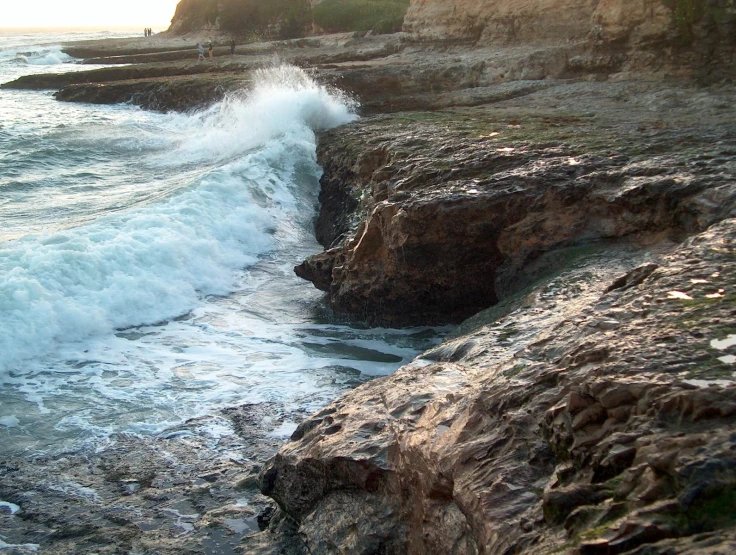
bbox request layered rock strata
[261,217,736,554]
[258,74,736,554]
[403,0,672,44]
[404,0,736,82]
[3,4,735,554]
[295,82,736,325]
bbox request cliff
[403,0,736,82]
[259,82,736,553]
[2,1,735,554]
[166,0,409,38]
[403,0,670,44]
[253,1,736,553]
[166,0,312,38]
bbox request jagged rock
[403,0,736,81]
[263,219,736,553]
[0,405,299,554]
[298,84,736,325]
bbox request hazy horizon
[0,26,169,32]
[4,1,180,29]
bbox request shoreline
[2,18,736,554]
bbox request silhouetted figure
[230,39,236,56]
[208,40,214,60]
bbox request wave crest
[0,64,358,373]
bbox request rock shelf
[2,0,735,552]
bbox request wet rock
[0,405,294,554]
[262,219,736,553]
[606,263,660,293]
[300,88,736,325]
[53,74,248,112]
[543,485,609,524]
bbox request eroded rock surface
[261,218,736,554]
[0,404,309,554]
[297,81,736,325]
[3,4,735,554]
[404,0,736,82]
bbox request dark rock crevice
[260,218,736,554]
[296,99,736,326]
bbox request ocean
[0,28,442,459]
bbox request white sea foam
[0,45,72,66]
[268,421,299,438]
[0,66,358,374]
[161,64,357,164]
[0,52,444,458]
[0,537,38,552]
[0,416,20,428]
[0,501,20,515]
[20,47,73,65]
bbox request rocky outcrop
[404,0,736,81]
[9,4,734,553]
[53,74,248,112]
[1,60,246,90]
[167,0,312,38]
[261,217,736,554]
[295,81,736,326]
[168,0,226,35]
[265,71,736,553]
[0,403,303,554]
[403,0,671,45]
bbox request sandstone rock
[298,84,736,325]
[262,219,736,553]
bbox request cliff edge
[403,0,735,82]
[255,1,736,554]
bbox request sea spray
[19,47,73,65]
[0,44,440,459]
[165,64,358,164]
[0,45,72,66]
[0,65,359,374]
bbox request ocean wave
[0,65,359,373]
[160,64,358,165]
[0,45,73,66]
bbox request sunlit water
[0,29,443,457]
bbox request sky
[2,0,181,29]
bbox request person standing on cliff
[208,40,214,61]
[197,43,205,61]
[230,39,236,56]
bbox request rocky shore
[2,0,735,553]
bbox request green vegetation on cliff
[170,0,220,33]
[170,0,311,38]
[169,0,410,37]
[664,0,735,45]
[218,0,311,38]
[313,0,409,34]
